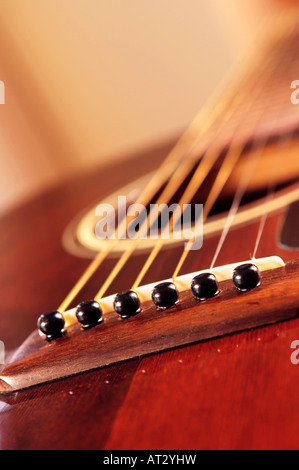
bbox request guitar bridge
[1,256,299,394]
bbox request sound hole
[136,148,297,227]
[63,137,299,258]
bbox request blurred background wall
[0,0,280,215]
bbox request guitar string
[252,132,295,259]
[59,13,289,312]
[98,33,292,297]
[132,145,258,289]
[210,134,296,269]
[98,13,298,300]
[210,51,297,269]
[57,74,238,313]
[171,36,294,280]
[211,25,299,266]
[130,47,284,288]
[93,51,276,300]
[209,140,266,270]
[150,17,299,282]
[57,51,260,313]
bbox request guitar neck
[197,16,299,157]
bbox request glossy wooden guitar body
[2,10,299,448]
[0,134,299,450]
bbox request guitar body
[2,8,299,450]
[0,133,299,450]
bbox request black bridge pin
[191,272,219,300]
[232,263,261,291]
[76,300,103,329]
[152,281,179,310]
[37,310,65,341]
[113,290,141,319]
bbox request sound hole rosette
[62,173,299,259]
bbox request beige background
[0,0,279,215]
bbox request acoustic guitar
[1,10,299,451]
